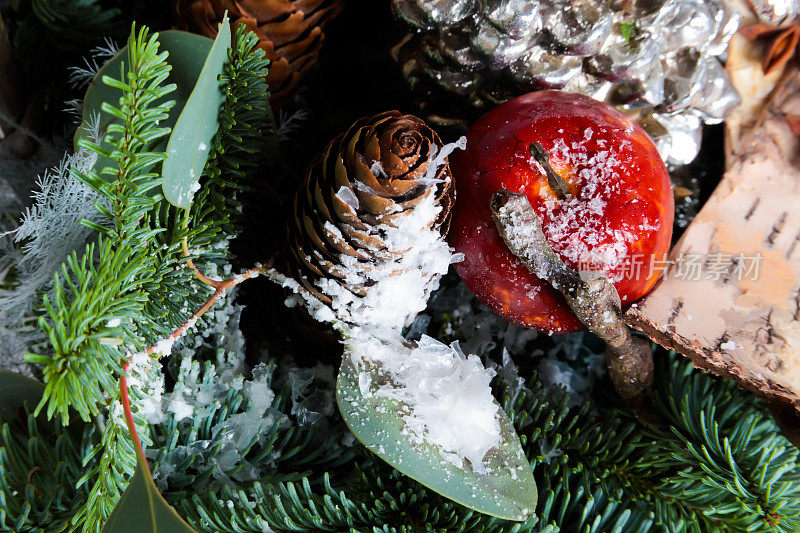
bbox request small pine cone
[174,0,344,107]
[287,111,456,327]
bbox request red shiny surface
[449,91,674,333]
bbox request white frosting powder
[534,136,659,278]
[291,137,504,471]
[347,330,500,473]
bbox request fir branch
[16,23,176,532]
[164,348,800,533]
[517,349,800,533]
[5,339,800,532]
[28,24,177,425]
[70,343,164,531]
[63,23,272,531]
[0,403,96,532]
[149,358,354,501]
[0,146,102,375]
[70,395,143,532]
[647,358,800,531]
[139,22,271,339]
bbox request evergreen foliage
[26,19,269,430]
[0,147,103,377]
[28,24,176,424]
[137,350,800,533]
[0,404,95,532]
[5,345,799,532]
[0,20,271,532]
[0,12,798,533]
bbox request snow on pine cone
[174,0,343,107]
[286,111,461,330]
[392,0,741,166]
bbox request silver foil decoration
[748,0,799,24]
[392,0,743,166]
[392,0,480,30]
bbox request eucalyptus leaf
[336,352,537,521]
[102,453,196,533]
[161,18,230,209]
[0,371,45,422]
[75,30,216,175]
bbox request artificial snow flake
[347,328,502,473]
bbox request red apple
[450,91,674,333]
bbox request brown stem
[119,361,149,471]
[118,264,269,482]
[490,189,658,425]
[134,265,266,361]
[181,236,223,289]
[529,142,569,200]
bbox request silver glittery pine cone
[392,0,742,166]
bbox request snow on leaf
[337,328,537,521]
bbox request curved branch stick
[181,237,223,289]
[117,261,331,484]
[118,264,269,482]
[119,361,148,470]
[130,265,266,362]
[180,208,224,289]
[490,190,658,425]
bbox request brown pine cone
[173,0,344,108]
[287,110,456,326]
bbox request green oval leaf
[0,371,45,422]
[75,30,216,175]
[161,18,231,209]
[102,452,196,533]
[336,349,537,521]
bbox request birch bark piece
[625,71,800,414]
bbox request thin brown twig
[118,360,148,471]
[181,237,223,289]
[117,264,268,481]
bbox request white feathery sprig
[67,37,121,89]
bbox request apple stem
[529,142,569,200]
[490,189,660,426]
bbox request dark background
[291,1,418,153]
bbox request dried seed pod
[174,0,343,108]
[286,111,457,329]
